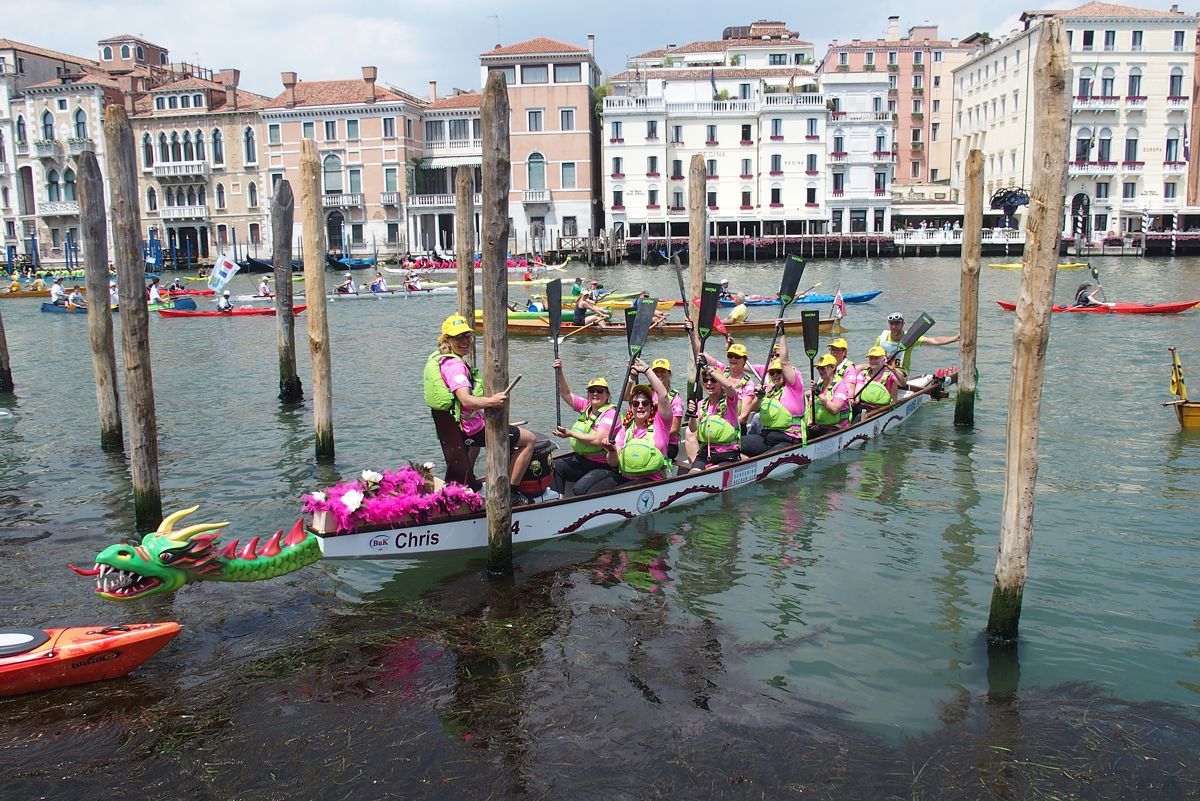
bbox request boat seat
[0,629,50,657]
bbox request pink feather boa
[302,466,482,533]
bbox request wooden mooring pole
[687,154,706,301]
[454,167,477,366]
[955,149,983,427]
[103,106,161,528]
[481,70,514,574]
[0,305,10,393]
[272,180,303,403]
[299,139,334,460]
[77,151,123,449]
[987,18,1069,645]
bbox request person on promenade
[551,361,617,495]
[874,312,959,373]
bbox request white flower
[361,469,383,484]
[340,489,365,512]
[422,462,435,471]
[310,491,327,503]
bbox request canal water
[1,256,1198,798]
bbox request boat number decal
[722,462,758,489]
[70,650,122,669]
[512,520,521,535]
[635,490,655,514]
[394,531,441,550]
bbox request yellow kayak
[988,262,1088,270]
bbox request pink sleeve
[670,393,684,421]
[439,358,471,393]
[570,394,588,413]
[595,407,617,436]
[652,411,671,452]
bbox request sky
[4,0,1190,100]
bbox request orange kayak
[0,622,180,697]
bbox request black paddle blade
[899,311,936,354]
[546,278,562,337]
[627,301,658,360]
[1089,264,1101,282]
[779,256,807,306]
[801,309,821,359]
[624,306,638,349]
[697,281,721,341]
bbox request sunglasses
[451,332,473,341]
[587,388,609,395]
[702,376,717,384]
[768,370,783,377]
[630,399,652,408]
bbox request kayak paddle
[606,302,660,444]
[547,278,563,428]
[801,308,821,421]
[760,255,807,380]
[1088,263,1108,303]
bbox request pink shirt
[570,394,617,463]
[614,410,671,478]
[651,389,685,445]
[440,357,484,436]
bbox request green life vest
[697,396,740,445]
[570,403,614,456]
[618,420,667,476]
[858,380,892,407]
[813,384,852,426]
[423,351,482,422]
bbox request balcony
[15,140,28,156]
[912,88,924,96]
[1121,161,1144,173]
[804,202,820,208]
[67,137,94,155]
[912,63,924,71]
[830,151,848,161]
[1072,95,1119,112]
[887,63,899,71]
[34,140,62,159]
[1167,96,1189,109]
[830,111,846,120]
[380,192,400,205]
[408,193,482,208]
[424,138,482,156]
[1125,96,1147,110]
[668,206,686,215]
[322,193,364,208]
[1163,161,1187,174]
[523,189,550,204]
[874,189,887,196]
[831,189,845,197]
[160,204,209,220]
[1068,161,1117,175]
[603,96,666,113]
[154,161,211,180]
[910,142,924,151]
[38,200,80,216]
[771,135,784,141]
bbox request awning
[427,155,482,168]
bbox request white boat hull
[325,287,456,300]
[315,378,950,560]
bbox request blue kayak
[719,290,882,307]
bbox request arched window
[212,129,224,164]
[135,45,144,61]
[216,183,226,209]
[1166,127,1181,161]
[183,131,194,161]
[197,186,206,205]
[1077,68,1094,98]
[175,187,185,206]
[46,169,61,202]
[146,187,157,211]
[1169,67,1184,97]
[160,53,168,65]
[1100,67,1115,97]
[41,111,55,141]
[73,109,87,139]
[1128,67,1143,97]
[158,132,169,162]
[186,186,196,206]
[155,97,165,111]
[1074,127,1093,161]
[120,44,131,59]
[1098,127,1113,162]
[62,169,76,201]
[1124,128,1139,162]
[16,115,25,143]
[243,126,256,163]
[527,152,546,191]
[170,132,182,162]
[194,94,203,108]
[322,154,343,192]
[164,187,174,206]
[102,45,112,60]
[0,131,5,162]
[142,133,154,167]
[248,182,258,207]
[194,129,205,161]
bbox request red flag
[833,290,847,321]
[691,297,727,334]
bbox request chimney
[220,68,240,111]
[886,16,901,42]
[951,37,959,47]
[428,80,438,102]
[1170,3,1179,11]
[281,71,297,108]
[362,65,377,102]
[587,34,595,55]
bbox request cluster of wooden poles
[0,21,1070,647]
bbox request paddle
[685,281,723,420]
[557,316,605,343]
[1088,263,1109,303]
[801,309,821,421]
[759,256,807,381]
[795,281,821,301]
[625,306,638,348]
[547,278,563,428]
[851,311,937,403]
[605,302,660,446]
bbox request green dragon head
[70,505,319,601]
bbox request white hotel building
[951,2,1199,238]
[602,21,836,241]
[820,71,895,232]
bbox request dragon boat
[717,290,882,307]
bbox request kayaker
[49,277,67,305]
[109,281,119,306]
[66,286,87,308]
[31,276,46,292]
[573,361,673,495]
[687,358,743,471]
[1073,282,1103,307]
[6,276,19,293]
[724,292,749,326]
[634,292,670,327]
[169,278,185,293]
[369,272,388,293]
[718,279,733,300]
[827,338,859,384]
[854,345,904,414]
[527,294,545,313]
[258,276,273,297]
[335,272,357,294]
[573,289,609,328]
[741,331,806,456]
[550,360,617,495]
[216,290,234,312]
[425,314,536,505]
[570,277,583,297]
[147,277,163,304]
[874,312,959,372]
[810,353,854,436]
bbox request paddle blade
[897,311,936,358]
[697,281,721,341]
[624,306,638,349]
[801,309,821,359]
[546,278,562,338]
[1089,264,1101,282]
[627,301,658,360]
[779,256,807,306]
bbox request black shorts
[462,425,520,450]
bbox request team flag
[1171,348,1188,401]
[832,289,848,321]
[207,253,241,292]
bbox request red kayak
[996,300,1199,314]
[0,622,180,697]
[157,305,306,318]
[166,288,214,297]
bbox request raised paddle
[759,255,807,380]
[795,281,822,300]
[625,305,638,348]
[605,302,660,445]
[684,281,722,420]
[547,278,563,427]
[672,255,697,359]
[801,309,821,421]
[1088,263,1109,303]
[851,311,937,403]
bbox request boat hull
[0,622,180,697]
[156,305,307,318]
[988,263,1088,270]
[40,302,89,314]
[996,300,1199,314]
[314,376,950,559]
[718,290,882,307]
[1172,401,1200,428]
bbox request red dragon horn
[282,519,307,547]
[259,530,284,558]
[237,537,261,560]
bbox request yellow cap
[441,314,474,337]
[767,359,784,371]
[630,384,654,400]
[815,354,838,368]
[829,338,849,350]
[651,358,671,372]
[586,377,610,390]
[727,343,748,357]
[866,345,887,358]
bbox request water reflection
[931,435,985,640]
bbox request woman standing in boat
[573,361,672,495]
[550,359,617,495]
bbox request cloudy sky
[5,0,1187,99]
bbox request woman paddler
[741,330,806,456]
[854,345,904,415]
[550,359,617,495]
[687,358,743,471]
[572,360,673,496]
[810,353,854,436]
[424,314,537,505]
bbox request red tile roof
[1026,1,1195,18]
[25,70,120,91]
[150,76,214,92]
[480,36,589,57]
[610,66,817,81]
[97,33,165,48]
[264,78,412,109]
[0,38,97,68]
[130,77,271,116]
[633,36,813,60]
[427,91,482,110]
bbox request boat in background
[157,305,307,318]
[1167,347,1199,429]
[988,262,1088,270]
[0,622,180,697]
[718,290,882,307]
[996,300,1199,314]
[497,316,843,337]
[40,302,91,314]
